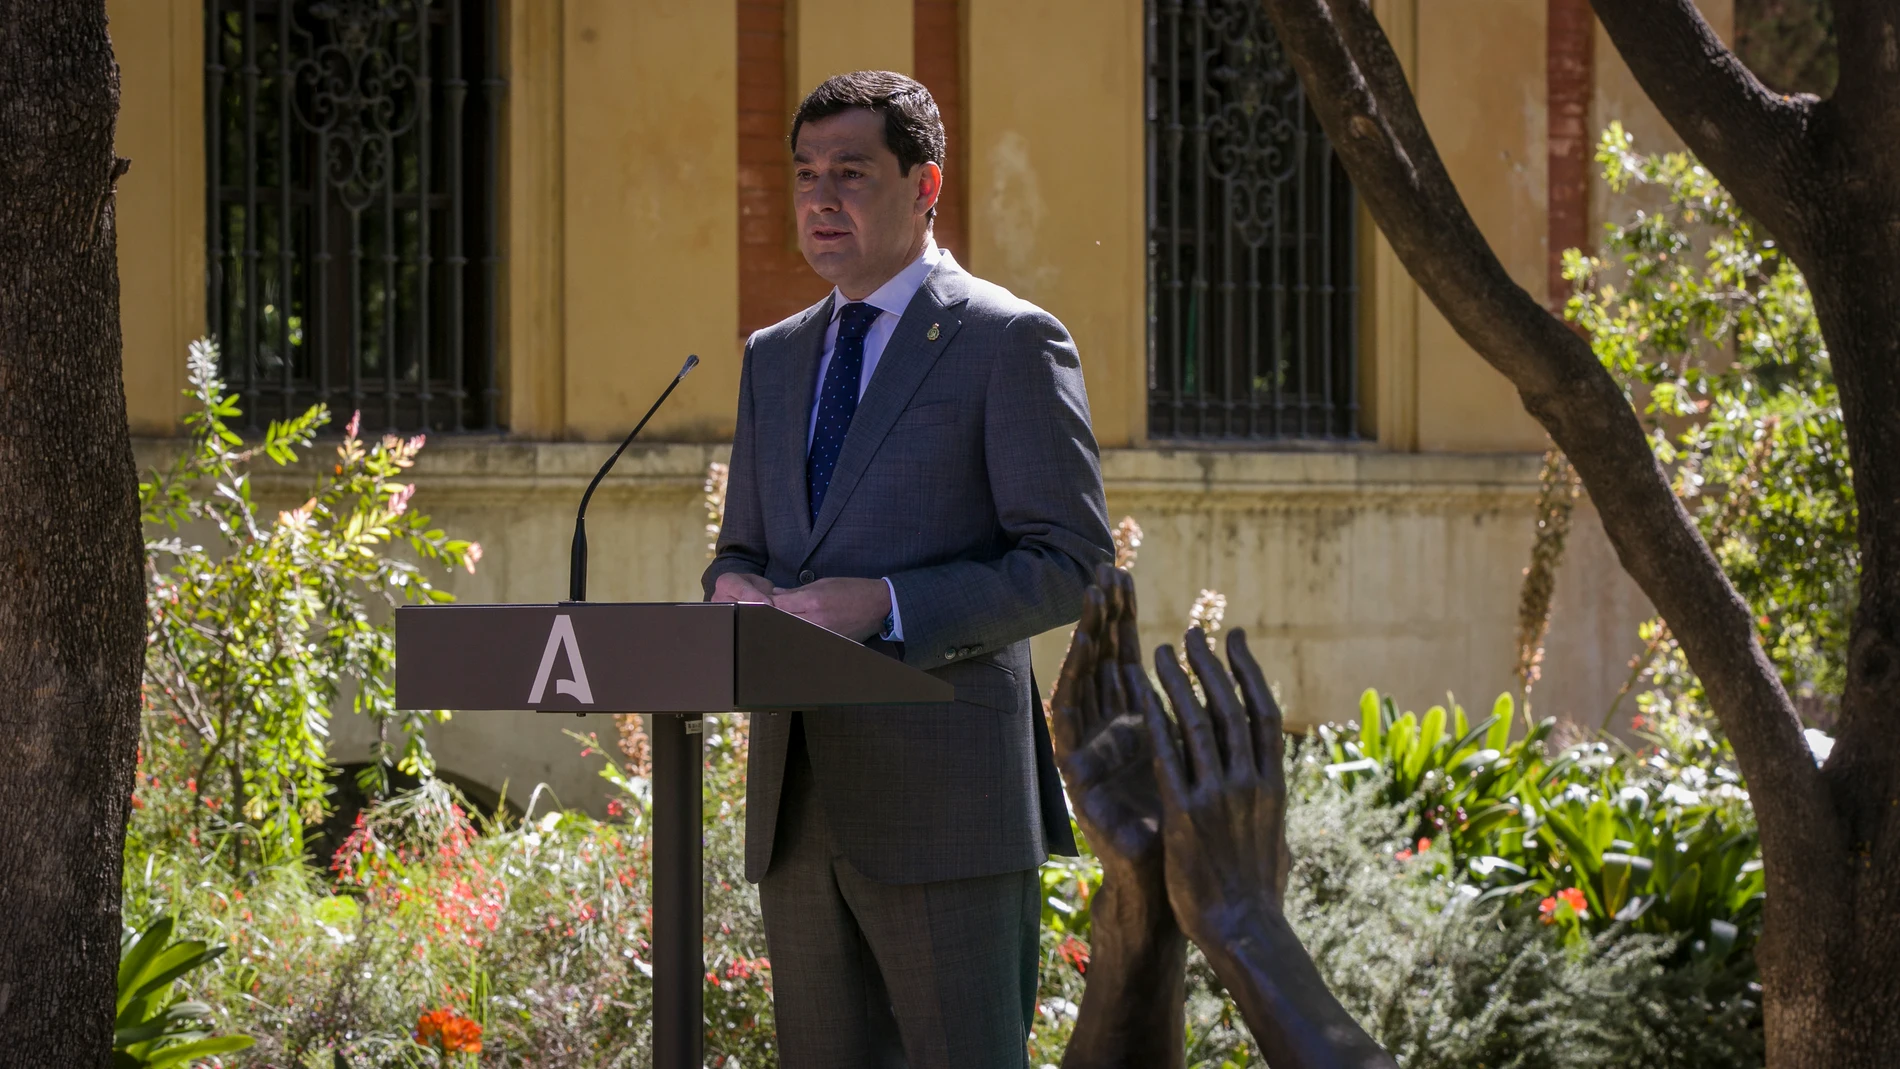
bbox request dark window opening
[206,0,505,434]
[1147,0,1359,441]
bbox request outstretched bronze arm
[1048,566,1186,1069]
[1050,566,1398,1069]
[1143,629,1400,1069]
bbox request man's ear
[915,161,944,217]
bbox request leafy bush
[126,720,775,1069]
[1565,123,1854,717]
[1033,747,1761,1069]
[140,341,480,866]
[117,915,253,1068]
[1320,691,1762,971]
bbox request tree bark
[1587,4,1900,1062]
[0,3,145,1066]
[1252,0,1900,1064]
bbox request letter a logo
[528,614,594,705]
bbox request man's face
[792,108,941,299]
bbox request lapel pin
[926,323,941,341]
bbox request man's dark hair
[790,70,946,217]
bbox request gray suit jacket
[704,256,1112,885]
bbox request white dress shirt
[806,240,947,643]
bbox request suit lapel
[774,294,834,540]
[801,263,971,563]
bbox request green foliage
[117,915,253,1068]
[1321,690,1762,970]
[1565,124,1855,711]
[1276,760,1759,1069]
[124,722,774,1069]
[1034,753,1761,1069]
[140,340,480,865]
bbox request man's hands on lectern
[711,572,777,605]
[770,577,892,642]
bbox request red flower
[1057,935,1091,975]
[415,1007,483,1053]
[1416,837,1432,853]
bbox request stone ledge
[134,438,1546,506]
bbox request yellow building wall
[964,0,1147,449]
[560,0,740,442]
[793,0,914,93]
[109,0,201,434]
[104,1,1746,808]
[1410,0,1551,453]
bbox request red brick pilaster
[1548,0,1595,313]
[739,0,828,337]
[913,0,966,260]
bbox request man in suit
[703,71,1112,1067]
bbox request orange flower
[1539,887,1590,924]
[416,1007,483,1054]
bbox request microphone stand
[568,353,700,603]
[562,353,704,1069]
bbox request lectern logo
[528,614,595,705]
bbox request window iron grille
[1147,0,1359,441]
[206,0,504,434]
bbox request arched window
[1147,0,1359,441]
[206,0,505,434]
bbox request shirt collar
[829,239,945,322]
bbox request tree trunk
[1759,243,1900,1068]
[1247,0,1900,1064]
[0,3,146,1066]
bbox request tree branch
[1588,0,1819,247]
[1256,0,1837,888]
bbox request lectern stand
[394,602,951,1068]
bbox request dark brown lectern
[395,602,951,1069]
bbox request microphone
[568,354,701,602]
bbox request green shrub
[117,915,253,1068]
[140,341,479,867]
[1566,123,1854,714]
[1188,756,1761,1069]
[1320,691,1762,971]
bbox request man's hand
[712,571,777,605]
[770,577,891,641]
[1142,628,1292,946]
[1050,565,1165,896]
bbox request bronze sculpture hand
[1049,564,1185,1069]
[1143,628,1400,1069]
[1147,629,1293,931]
[1051,565,1164,894]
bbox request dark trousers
[759,722,1041,1069]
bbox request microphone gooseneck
[569,354,701,602]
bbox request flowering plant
[138,340,480,866]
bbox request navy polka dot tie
[807,301,882,519]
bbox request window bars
[1147,0,1360,441]
[206,0,504,434]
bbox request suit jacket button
[943,649,956,661]
[798,569,816,584]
